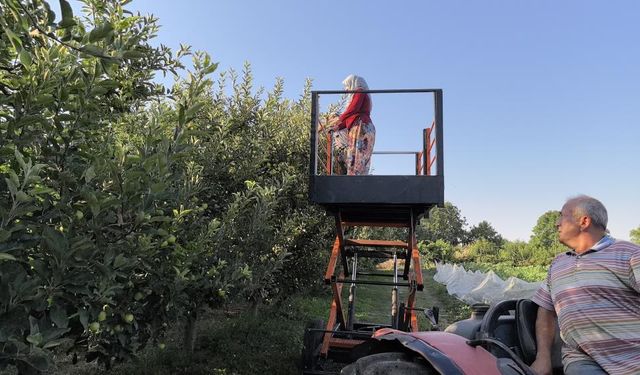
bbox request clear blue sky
[74,1,640,241]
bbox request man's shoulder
[609,240,640,253]
[550,251,570,265]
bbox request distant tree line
[417,202,564,266]
[417,202,640,266]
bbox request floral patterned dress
[345,119,375,175]
[334,90,375,175]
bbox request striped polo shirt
[531,236,640,375]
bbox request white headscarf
[342,74,371,110]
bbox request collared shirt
[532,236,640,375]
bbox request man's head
[556,195,608,251]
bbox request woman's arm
[335,91,366,130]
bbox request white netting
[433,262,542,305]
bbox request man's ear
[579,215,592,231]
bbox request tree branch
[16,1,119,61]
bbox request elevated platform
[309,89,444,224]
[310,175,443,224]
[304,88,445,373]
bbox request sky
[68,1,639,241]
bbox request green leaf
[79,44,105,56]
[43,338,66,349]
[150,182,165,193]
[41,327,70,342]
[49,305,68,329]
[78,308,88,329]
[122,50,146,59]
[5,177,17,197]
[26,333,43,346]
[19,347,51,373]
[89,201,100,217]
[42,227,68,254]
[58,0,76,28]
[19,49,32,67]
[9,170,20,190]
[113,254,129,269]
[43,2,57,26]
[178,104,185,126]
[84,166,96,182]
[16,191,32,202]
[203,62,219,75]
[14,149,27,170]
[88,22,114,42]
[185,102,205,120]
[97,79,119,89]
[34,94,55,106]
[2,27,23,49]
[90,86,108,96]
[56,113,75,122]
[0,230,11,243]
[29,316,39,336]
[0,252,17,261]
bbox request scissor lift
[304,89,445,373]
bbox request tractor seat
[515,299,563,374]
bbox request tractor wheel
[301,319,325,371]
[340,352,435,375]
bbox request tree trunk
[183,310,198,354]
[251,298,261,317]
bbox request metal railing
[310,89,443,177]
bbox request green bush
[456,238,500,263]
[418,239,456,264]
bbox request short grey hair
[567,195,608,230]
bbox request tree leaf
[88,22,114,42]
[5,178,17,197]
[2,27,23,49]
[0,252,17,261]
[84,166,96,182]
[178,104,185,126]
[41,327,70,342]
[9,170,20,190]
[43,1,57,26]
[79,44,105,57]
[203,62,219,75]
[19,49,32,67]
[42,227,68,255]
[58,0,76,28]
[0,230,11,243]
[78,308,88,329]
[43,338,66,349]
[122,50,145,59]
[185,102,204,120]
[19,347,52,373]
[26,333,43,346]
[49,304,68,329]
[14,149,27,170]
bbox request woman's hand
[328,115,340,131]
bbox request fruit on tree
[89,322,100,333]
[124,313,134,323]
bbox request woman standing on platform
[331,75,376,175]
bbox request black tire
[301,319,325,371]
[340,352,435,375]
